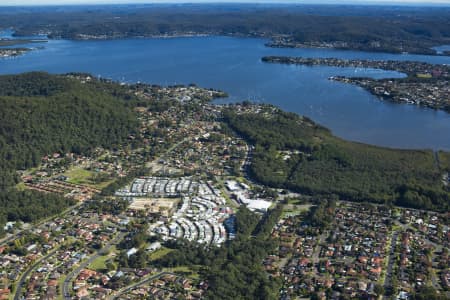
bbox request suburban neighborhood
[0,77,448,300]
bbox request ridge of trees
[0,72,139,236]
[223,107,450,211]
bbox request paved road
[241,143,251,171]
[310,231,327,277]
[0,232,24,248]
[63,232,126,299]
[426,240,442,290]
[384,231,399,292]
[1,203,83,247]
[14,249,59,300]
[110,271,175,300]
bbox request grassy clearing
[163,266,191,273]
[163,265,200,279]
[63,166,115,189]
[57,275,67,300]
[15,182,27,191]
[88,255,110,271]
[286,198,308,205]
[282,204,312,218]
[88,246,116,271]
[149,247,173,261]
[64,167,94,185]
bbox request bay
[0,35,449,150]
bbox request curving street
[110,271,175,300]
[14,249,59,300]
[63,232,126,299]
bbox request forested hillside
[1,4,449,55]
[223,107,450,211]
[0,72,138,236]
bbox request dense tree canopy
[223,107,450,211]
[0,72,139,236]
[0,72,138,170]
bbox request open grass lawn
[88,255,110,271]
[64,167,94,185]
[282,204,313,218]
[63,166,115,189]
[88,246,116,271]
[163,265,200,279]
[57,275,67,300]
[15,182,27,191]
[149,247,174,261]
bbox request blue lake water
[433,45,450,55]
[0,35,449,150]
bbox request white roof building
[147,242,162,252]
[126,247,138,257]
[245,199,272,212]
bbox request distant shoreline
[0,38,47,47]
[262,55,450,113]
[32,33,450,57]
